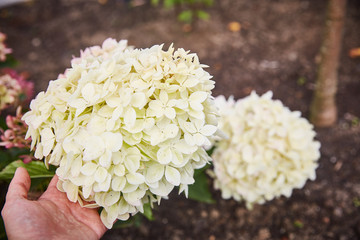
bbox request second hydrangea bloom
[23,39,218,228]
[210,91,320,209]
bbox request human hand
[1,167,107,240]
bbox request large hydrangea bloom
[210,91,320,209]
[23,39,218,228]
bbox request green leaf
[178,10,193,23]
[0,151,12,171]
[0,160,55,180]
[0,216,6,240]
[8,147,31,159]
[112,214,143,229]
[188,165,215,203]
[0,55,18,68]
[203,0,213,7]
[0,117,6,129]
[141,203,154,221]
[151,0,160,6]
[206,146,215,157]
[196,10,209,20]
[164,0,175,8]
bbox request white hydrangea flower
[210,91,320,209]
[23,38,218,228]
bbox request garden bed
[1,0,360,239]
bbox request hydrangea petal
[145,163,165,183]
[165,166,181,186]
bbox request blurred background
[0,0,360,239]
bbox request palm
[2,168,107,240]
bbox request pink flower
[0,32,12,62]
[0,73,21,111]
[0,107,32,149]
[2,69,34,104]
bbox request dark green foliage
[188,164,215,203]
[0,160,55,181]
[0,55,18,68]
[151,0,214,24]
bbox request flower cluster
[0,107,31,149]
[0,107,34,163]
[0,70,34,112]
[0,73,22,112]
[23,39,218,228]
[0,32,12,62]
[210,91,320,209]
[3,69,34,104]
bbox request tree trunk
[310,0,347,127]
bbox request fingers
[47,174,59,189]
[39,174,61,199]
[6,167,31,201]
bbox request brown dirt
[1,0,360,239]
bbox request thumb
[6,167,31,201]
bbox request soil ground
[0,0,360,239]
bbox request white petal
[150,179,174,196]
[71,156,82,177]
[68,98,87,109]
[34,144,43,159]
[111,176,126,191]
[87,115,106,135]
[122,183,138,193]
[113,164,125,176]
[99,150,112,168]
[102,132,123,152]
[104,191,121,206]
[183,78,199,88]
[165,166,181,186]
[63,137,81,154]
[105,96,122,108]
[41,128,54,141]
[131,92,147,109]
[174,139,197,154]
[100,210,113,229]
[82,185,93,199]
[83,136,105,161]
[118,213,130,221]
[126,173,145,185]
[183,122,197,134]
[184,133,196,146]
[93,175,111,192]
[200,124,217,136]
[157,147,172,164]
[111,152,124,165]
[94,167,108,183]
[124,107,136,127]
[159,90,169,103]
[81,162,98,176]
[164,124,179,139]
[189,91,207,103]
[194,133,205,146]
[62,181,78,202]
[145,163,165,183]
[164,107,176,119]
[98,105,114,118]
[124,155,140,173]
[188,109,205,120]
[148,100,163,117]
[117,198,130,215]
[242,145,253,162]
[190,102,203,111]
[82,83,95,102]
